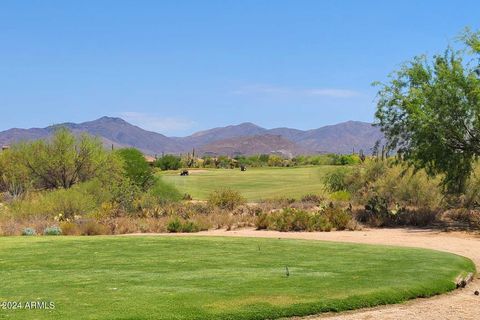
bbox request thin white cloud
[231,84,291,95]
[306,88,359,98]
[120,112,195,134]
[232,84,360,98]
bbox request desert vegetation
[1,128,480,237]
[2,30,480,237]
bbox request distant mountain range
[0,117,383,156]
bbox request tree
[267,155,283,167]
[116,148,154,190]
[154,154,182,171]
[375,29,480,194]
[15,128,109,189]
[0,149,32,197]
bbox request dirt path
[147,228,480,320]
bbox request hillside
[0,117,382,155]
[197,134,306,157]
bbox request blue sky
[1,0,479,136]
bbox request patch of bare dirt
[186,169,209,174]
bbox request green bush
[323,207,352,230]
[255,213,270,230]
[43,226,62,236]
[149,178,182,203]
[167,218,200,233]
[22,227,36,236]
[10,185,98,219]
[116,148,154,190]
[330,190,351,201]
[4,128,113,190]
[180,221,200,233]
[207,189,246,210]
[332,154,361,165]
[155,155,182,171]
[324,168,350,192]
[308,214,332,232]
[257,207,351,232]
[267,208,310,232]
[167,218,182,233]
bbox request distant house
[143,155,156,166]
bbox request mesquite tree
[375,29,480,194]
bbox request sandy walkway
[148,228,480,320]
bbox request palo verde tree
[375,29,480,194]
[115,148,154,191]
[14,128,110,189]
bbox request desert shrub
[461,164,480,208]
[444,209,480,229]
[255,207,358,231]
[166,217,201,233]
[260,197,296,209]
[300,194,324,204]
[10,186,98,219]
[0,149,32,198]
[357,195,392,227]
[116,148,155,190]
[255,213,270,230]
[107,217,144,234]
[258,207,352,232]
[323,207,352,230]
[149,178,182,203]
[22,227,36,236]
[324,168,350,192]
[336,160,442,211]
[267,209,302,232]
[167,218,182,233]
[207,189,246,210]
[91,202,122,220]
[357,196,439,227]
[180,221,200,233]
[287,209,318,231]
[373,166,442,209]
[331,154,361,165]
[108,178,140,214]
[0,219,20,236]
[78,219,108,235]
[308,214,332,232]
[330,190,351,202]
[47,188,97,220]
[154,155,182,171]
[59,221,79,235]
[395,208,439,227]
[134,179,182,217]
[231,205,261,216]
[43,226,62,236]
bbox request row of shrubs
[154,153,362,170]
[256,207,357,232]
[321,159,480,229]
[2,188,360,236]
[22,226,61,236]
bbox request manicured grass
[0,236,474,320]
[160,166,337,201]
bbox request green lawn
[0,236,474,320]
[160,166,336,201]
